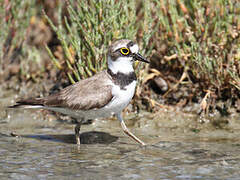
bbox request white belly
[45,81,137,120]
[103,80,137,114]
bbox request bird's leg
[75,119,83,146]
[120,121,146,146]
[117,113,146,146]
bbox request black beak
[133,53,150,63]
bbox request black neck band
[107,68,137,90]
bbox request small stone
[153,76,168,92]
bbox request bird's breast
[104,80,137,113]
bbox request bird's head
[107,39,149,74]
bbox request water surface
[1,89,240,180]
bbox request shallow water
[1,89,240,180]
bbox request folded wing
[10,71,113,111]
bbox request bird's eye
[120,48,130,55]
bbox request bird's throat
[107,56,134,74]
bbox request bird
[9,39,149,146]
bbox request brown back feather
[10,70,113,110]
[43,70,113,110]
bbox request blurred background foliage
[0,0,239,114]
[44,0,153,83]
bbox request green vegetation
[0,0,41,79]
[152,0,240,91]
[0,0,239,114]
[149,0,240,112]
[44,0,153,83]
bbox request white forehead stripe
[113,44,124,52]
[113,43,139,53]
[130,44,139,54]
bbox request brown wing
[10,71,113,110]
[43,70,113,110]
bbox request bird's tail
[8,98,45,109]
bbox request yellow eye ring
[120,48,130,55]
